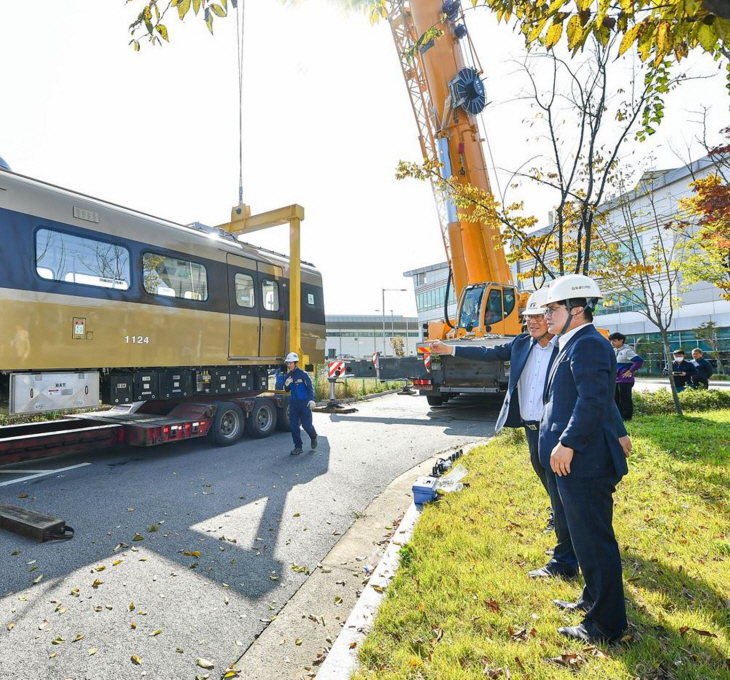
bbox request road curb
[316,440,484,679]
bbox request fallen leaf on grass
[196,657,215,669]
[679,626,718,638]
[549,653,586,669]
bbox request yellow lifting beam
[217,204,308,366]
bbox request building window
[36,228,131,290]
[142,252,208,300]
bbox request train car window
[234,273,255,308]
[262,279,279,311]
[142,252,208,301]
[35,228,131,290]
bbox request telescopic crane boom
[387,0,522,338]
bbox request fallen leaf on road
[295,638,303,646]
[94,565,106,572]
[88,647,97,656]
[72,634,84,642]
[223,670,240,678]
[51,637,65,645]
[183,550,201,558]
[132,534,144,542]
[196,658,215,669]
[32,575,44,584]
[91,579,103,588]
[334,596,343,605]
[6,623,14,631]
[150,630,162,636]
[131,654,142,665]
[112,560,123,566]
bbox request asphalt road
[0,393,498,680]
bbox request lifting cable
[235,0,247,213]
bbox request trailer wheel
[245,398,278,438]
[426,395,444,406]
[276,403,291,432]
[210,402,245,446]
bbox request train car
[0,168,326,416]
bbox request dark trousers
[555,473,627,637]
[289,400,316,448]
[693,378,709,389]
[524,426,549,495]
[614,382,634,421]
[544,468,578,571]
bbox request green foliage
[354,409,730,679]
[634,386,730,415]
[127,0,230,49]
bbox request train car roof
[0,169,319,272]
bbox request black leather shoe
[528,564,579,579]
[558,623,623,644]
[310,436,318,450]
[290,447,303,456]
[553,599,592,613]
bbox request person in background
[671,349,697,392]
[282,352,318,456]
[608,332,643,421]
[690,348,713,389]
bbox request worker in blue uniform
[541,274,630,644]
[283,352,317,456]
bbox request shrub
[634,387,730,415]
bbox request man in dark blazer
[430,287,556,495]
[541,274,629,644]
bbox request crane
[386,0,523,339]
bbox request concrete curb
[315,502,421,679]
[315,440,484,679]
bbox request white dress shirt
[518,335,558,422]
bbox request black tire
[210,402,245,446]
[276,401,291,432]
[245,398,278,438]
[426,395,444,406]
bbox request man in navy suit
[431,288,556,492]
[540,274,629,644]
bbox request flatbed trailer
[0,392,290,466]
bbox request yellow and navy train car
[0,168,325,415]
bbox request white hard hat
[522,287,550,315]
[285,352,299,363]
[545,274,602,305]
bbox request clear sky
[1,0,726,317]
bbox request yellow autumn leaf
[129,602,136,611]
[92,579,104,588]
[72,634,84,642]
[223,671,240,678]
[566,14,583,50]
[183,550,201,557]
[112,560,122,566]
[32,574,44,584]
[150,629,162,636]
[295,638,303,646]
[7,622,14,631]
[655,20,671,63]
[545,21,564,50]
[697,23,717,53]
[131,622,137,629]
[94,565,106,572]
[88,647,97,656]
[132,534,144,541]
[618,22,642,57]
[131,654,142,665]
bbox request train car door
[227,254,261,358]
[257,262,286,361]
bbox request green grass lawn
[354,410,730,679]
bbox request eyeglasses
[543,304,565,316]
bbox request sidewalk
[234,449,458,679]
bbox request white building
[325,314,419,359]
[403,155,730,373]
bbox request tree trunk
[661,330,683,416]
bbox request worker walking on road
[283,352,318,456]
